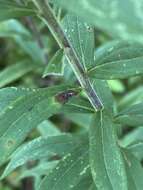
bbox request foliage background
[1,0,143,190]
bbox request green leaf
[1,133,87,179]
[120,127,143,160]
[65,96,94,113]
[0,0,35,21]
[0,87,31,111]
[118,86,143,111]
[0,85,93,165]
[115,103,143,126]
[62,14,94,69]
[121,127,143,147]
[38,120,61,137]
[19,161,58,179]
[92,79,114,114]
[107,80,125,93]
[0,60,39,88]
[43,49,64,77]
[124,150,143,190]
[0,19,46,64]
[88,42,143,79]
[53,0,143,43]
[89,111,127,190]
[94,41,130,66]
[39,141,90,190]
[0,19,30,38]
[65,113,92,129]
[0,85,71,165]
[73,175,96,190]
[126,141,143,161]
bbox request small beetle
[55,90,78,104]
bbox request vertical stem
[25,17,49,64]
[32,0,103,111]
[17,0,49,64]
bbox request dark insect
[55,90,78,104]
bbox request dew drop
[9,106,13,110]
[108,47,114,52]
[64,29,68,33]
[70,184,74,188]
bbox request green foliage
[0,0,143,190]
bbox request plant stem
[32,0,103,111]
[25,17,49,64]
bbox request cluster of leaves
[0,0,143,190]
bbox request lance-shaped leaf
[0,0,36,21]
[0,60,39,88]
[53,0,143,43]
[39,142,91,190]
[88,42,143,79]
[0,90,60,164]
[62,14,95,69]
[0,85,87,165]
[1,133,87,179]
[89,111,127,190]
[115,103,143,127]
[43,49,64,77]
[94,41,131,66]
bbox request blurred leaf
[0,19,46,63]
[38,120,61,137]
[118,87,143,111]
[89,111,127,190]
[62,14,94,69]
[115,103,143,126]
[124,150,143,190]
[120,127,143,160]
[0,19,30,38]
[43,49,64,77]
[1,133,87,179]
[108,80,125,93]
[53,0,143,43]
[126,141,143,161]
[0,0,35,21]
[0,60,39,88]
[121,127,143,147]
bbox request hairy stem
[32,0,103,111]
